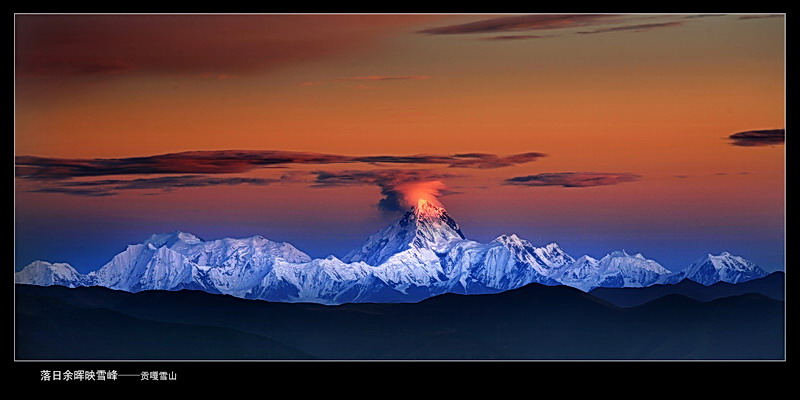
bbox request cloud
[200,73,238,80]
[481,35,556,40]
[714,171,752,176]
[311,169,459,213]
[343,75,431,81]
[354,152,546,169]
[504,172,641,188]
[20,59,134,77]
[30,187,116,197]
[16,150,546,181]
[355,84,382,90]
[15,151,349,180]
[728,129,785,147]
[15,15,435,78]
[739,14,783,20]
[682,14,727,19]
[417,14,615,35]
[577,22,683,34]
[27,175,277,197]
[301,75,432,89]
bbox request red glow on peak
[397,180,447,210]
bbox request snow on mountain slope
[14,261,87,288]
[343,199,465,265]
[492,234,574,276]
[179,235,311,296]
[556,255,602,291]
[440,239,562,294]
[555,250,673,291]
[682,252,768,285]
[247,256,365,303]
[14,202,770,303]
[80,231,312,295]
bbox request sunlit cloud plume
[311,169,459,213]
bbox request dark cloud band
[481,35,554,41]
[343,76,431,81]
[728,129,784,147]
[16,150,546,181]
[418,15,613,35]
[577,22,683,34]
[27,175,277,197]
[504,172,641,188]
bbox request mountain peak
[609,250,630,258]
[343,200,465,265]
[15,260,85,287]
[405,200,465,243]
[145,231,202,248]
[687,251,767,285]
[700,251,737,263]
[411,199,446,220]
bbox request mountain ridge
[15,201,773,304]
[15,282,785,360]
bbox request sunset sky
[14,14,785,274]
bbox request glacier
[14,199,770,304]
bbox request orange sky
[14,14,785,272]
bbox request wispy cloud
[738,14,783,20]
[17,150,547,198]
[200,73,238,80]
[16,150,546,181]
[417,14,616,35]
[419,14,706,41]
[297,81,324,87]
[358,152,547,169]
[299,75,432,89]
[343,75,431,81]
[728,129,785,147]
[481,34,556,41]
[504,172,641,188]
[20,59,134,77]
[28,175,277,197]
[577,22,683,35]
[16,151,347,180]
[682,14,727,19]
[16,15,433,79]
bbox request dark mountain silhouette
[15,282,784,360]
[589,271,784,307]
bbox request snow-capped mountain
[14,200,773,303]
[26,231,313,297]
[493,234,574,276]
[343,199,465,265]
[14,261,88,288]
[555,250,673,291]
[680,252,768,286]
